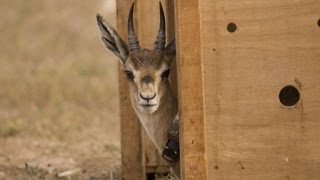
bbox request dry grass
[0,0,121,178]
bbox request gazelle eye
[161,69,170,80]
[124,70,134,81]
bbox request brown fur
[129,49,166,70]
[126,50,180,178]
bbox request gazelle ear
[96,14,129,65]
[165,38,176,62]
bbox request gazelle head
[97,3,176,114]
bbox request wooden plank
[165,0,178,97]
[117,0,145,179]
[200,0,320,179]
[175,0,208,179]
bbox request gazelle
[96,2,180,178]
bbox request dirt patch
[0,136,121,179]
[0,158,121,180]
[0,164,54,180]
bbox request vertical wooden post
[117,1,145,179]
[165,0,178,97]
[175,0,208,179]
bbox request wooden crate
[118,0,320,179]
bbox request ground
[0,0,122,179]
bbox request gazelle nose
[140,93,156,101]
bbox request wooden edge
[175,0,208,179]
[117,0,145,179]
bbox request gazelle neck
[131,85,178,152]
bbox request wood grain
[165,0,178,98]
[200,0,320,179]
[175,0,208,179]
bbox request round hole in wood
[318,19,320,27]
[279,85,300,107]
[227,23,237,33]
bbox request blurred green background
[0,0,120,178]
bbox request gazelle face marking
[124,50,171,113]
[97,2,175,114]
